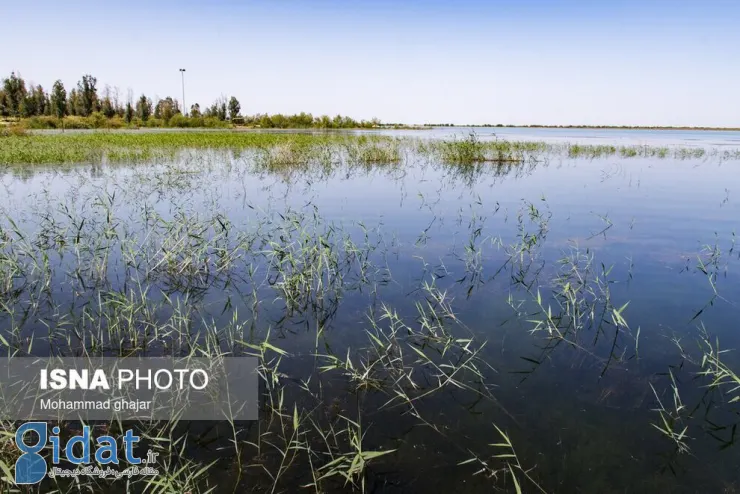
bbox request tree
[19,84,48,117]
[76,74,98,116]
[20,93,37,117]
[101,96,115,118]
[101,85,115,118]
[2,72,27,117]
[155,97,179,121]
[190,103,201,118]
[206,96,228,121]
[112,86,122,116]
[152,96,161,119]
[67,89,79,116]
[136,94,152,121]
[0,90,7,117]
[296,112,313,127]
[203,102,218,118]
[124,102,134,123]
[32,85,47,116]
[228,96,240,120]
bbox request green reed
[1,134,740,492]
[2,129,740,166]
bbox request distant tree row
[0,72,241,125]
[240,113,381,129]
[1,72,384,129]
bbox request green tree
[154,96,179,121]
[204,103,218,118]
[32,85,47,116]
[297,112,313,127]
[136,94,152,121]
[0,90,7,117]
[101,96,115,118]
[228,96,240,120]
[20,93,37,117]
[190,103,201,118]
[17,84,45,117]
[67,88,79,116]
[153,97,161,119]
[76,74,98,116]
[2,72,27,117]
[124,102,134,123]
[100,85,116,118]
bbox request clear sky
[3,0,739,126]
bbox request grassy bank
[0,131,357,164]
[1,113,418,132]
[2,130,739,166]
[1,114,232,130]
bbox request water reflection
[1,145,740,492]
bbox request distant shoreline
[5,117,740,134]
[423,124,740,131]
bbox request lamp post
[179,68,186,116]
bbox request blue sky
[3,0,739,126]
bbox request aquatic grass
[2,136,740,492]
[649,231,740,460]
[2,130,739,167]
[505,207,639,378]
[649,369,691,456]
[0,132,348,165]
[458,425,547,494]
[344,136,404,167]
[0,178,412,491]
[433,132,524,164]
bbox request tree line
[0,72,383,129]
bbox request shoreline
[5,118,740,133]
[424,124,740,131]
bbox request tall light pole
[179,68,186,116]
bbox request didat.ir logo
[14,422,158,485]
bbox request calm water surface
[2,129,740,493]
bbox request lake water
[2,128,740,492]
[380,126,740,147]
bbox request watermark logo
[14,422,158,485]
[0,357,258,421]
[15,423,47,484]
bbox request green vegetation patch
[1,130,739,166]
